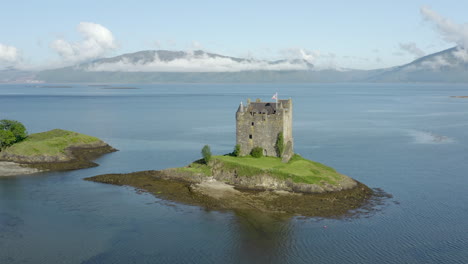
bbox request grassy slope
[176,162,213,176]
[178,154,344,185]
[2,129,101,156]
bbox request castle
[236,97,294,161]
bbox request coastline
[85,168,374,218]
[0,144,116,175]
[0,161,40,176]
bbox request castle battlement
[236,98,294,161]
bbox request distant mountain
[366,47,468,82]
[3,47,468,83]
[36,50,327,83]
[35,50,380,83]
[0,68,38,83]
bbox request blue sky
[1,0,468,70]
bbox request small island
[86,154,372,217]
[0,124,116,176]
[86,97,375,217]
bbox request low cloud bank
[85,51,314,72]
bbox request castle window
[251,122,254,126]
[249,134,252,139]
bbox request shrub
[250,147,264,158]
[0,130,16,149]
[201,145,212,164]
[233,144,241,157]
[0,119,28,150]
[0,120,27,141]
[275,132,284,157]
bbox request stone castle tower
[236,98,294,161]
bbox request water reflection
[231,209,290,263]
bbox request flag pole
[272,92,278,113]
[276,92,278,110]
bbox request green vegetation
[275,132,284,157]
[1,129,100,156]
[0,120,27,149]
[0,130,16,149]
[233,144,241,157]
[201,145,212,164]
[175,162,212,176]
[250,147,264,158]
[214,154,343,185]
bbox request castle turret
[238,101,244,113]
[235,97,294,161]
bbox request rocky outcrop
[0,141,114,164]
[0,142,116,172]
[142,159,357,194]
[0,161,40,176]
[169,159,357,194]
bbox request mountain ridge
[2,47,468,83]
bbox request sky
[1,0,468,71]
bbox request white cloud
[452,47,468,62]
[279,48,340,69]
[420,6,468,64]
[420,6,468,49]
[86,51,313,72]
[399,42,426,58]
[50,22,116,64]
[420,55,451,70]
[280,48,319,63]
[0,43,21,66]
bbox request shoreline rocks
[85,168,375,218]
[0,143,117,175]
[0,161,41,176]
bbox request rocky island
[86,97,375,218]
[0,128,116,176]
[86,154,372,217]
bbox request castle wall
[236,98,294,159]
[236,111,283,156]
[282,99,293,152]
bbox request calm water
[0,83,467,263]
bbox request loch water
[0,83,467,263]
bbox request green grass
[175,162,212,176]
[213,154,343,185]
[2,129,101,156]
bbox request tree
[201,145,212,164]
[251,147,264,158]
[0,119,27,150]
[0,120,27,141]
[275,132,284,157]
[233,144,241,157]
[0,130,16,149]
